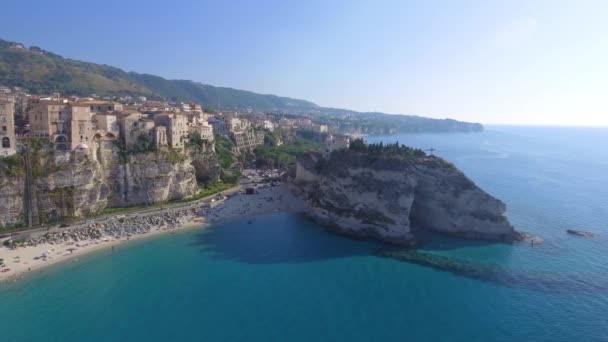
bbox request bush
[189,131,209,147]
[215,135,235,169]
[131,132,154,153]
[220,169,241,184]
[0,154,24,177]
[162,148,187,164]
[255,136,323,169]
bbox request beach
[0,182,306,283]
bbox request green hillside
[0,38,318,111]
[0,38,483,133]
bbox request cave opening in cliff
[407,195,439,244]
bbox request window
[1,126,6,132]
[2,137,10,148]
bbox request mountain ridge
[0,38,482,132]
[0,38,318,111]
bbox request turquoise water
[1,126,608,341]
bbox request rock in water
[295,146,516,245]
[566,229,594,237]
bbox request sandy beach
[0,182,305,283]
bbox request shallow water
[1,126,607,341]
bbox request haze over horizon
[1,0,607,126]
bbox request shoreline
[0,221,204,285]
[0,183,305,283]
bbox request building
[185,109,208,127]
[69,104,94,150]
[253,119,275,131]
[27,96,71,144]
[187,103,203,112]
[128,118,155,150]
[228,117,249,132]
[140,101,168,112]
[278,118,296,130]
[77,100,123,113]
[0,97,16,156]
[300,122,328,133]
[230,130,265,154]
[27,95,100,150]
[152,126,168,149]
[209,117,230,135]
[93,113,120,139]
[116,111,146,148]
[189,123,214,142]
[325,134,350,154]
[153,112,188,149]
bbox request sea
[1,125,607,341]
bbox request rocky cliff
[0,141,219,228]
[295,146,515,245]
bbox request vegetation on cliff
[0,154,24,177]
[255,136,323,169]
[315,138,462,177]
[214,135,235,169]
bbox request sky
[1,0,607,126]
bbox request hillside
[0,39,317,111]
[0,38,482,133]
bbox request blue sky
[1,0,607,125]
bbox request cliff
[295,145,515,245]
[0,141,219,228]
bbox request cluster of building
[0,85,350,160]
[0,90,217,156]
[208,113,266,154]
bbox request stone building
[153,126,168,149]
[126,118,155,150]
[69,103,95,150]
[116,111,146,148]
[209,117,230,135]
[0,96,16,156]
[27,95,100,151]
[77,100,123,113]
[93,113,120,139]
[153,112,188,149]
[230,130,265,154]
[27,96,71,146]
[229,117,249,132]
[189,123,214,142]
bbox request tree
[133,133,153,152]
[349,138,367,152]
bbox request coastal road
[8,184,243,241]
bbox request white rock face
[0,144,219,227]
[296,152,514,245]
